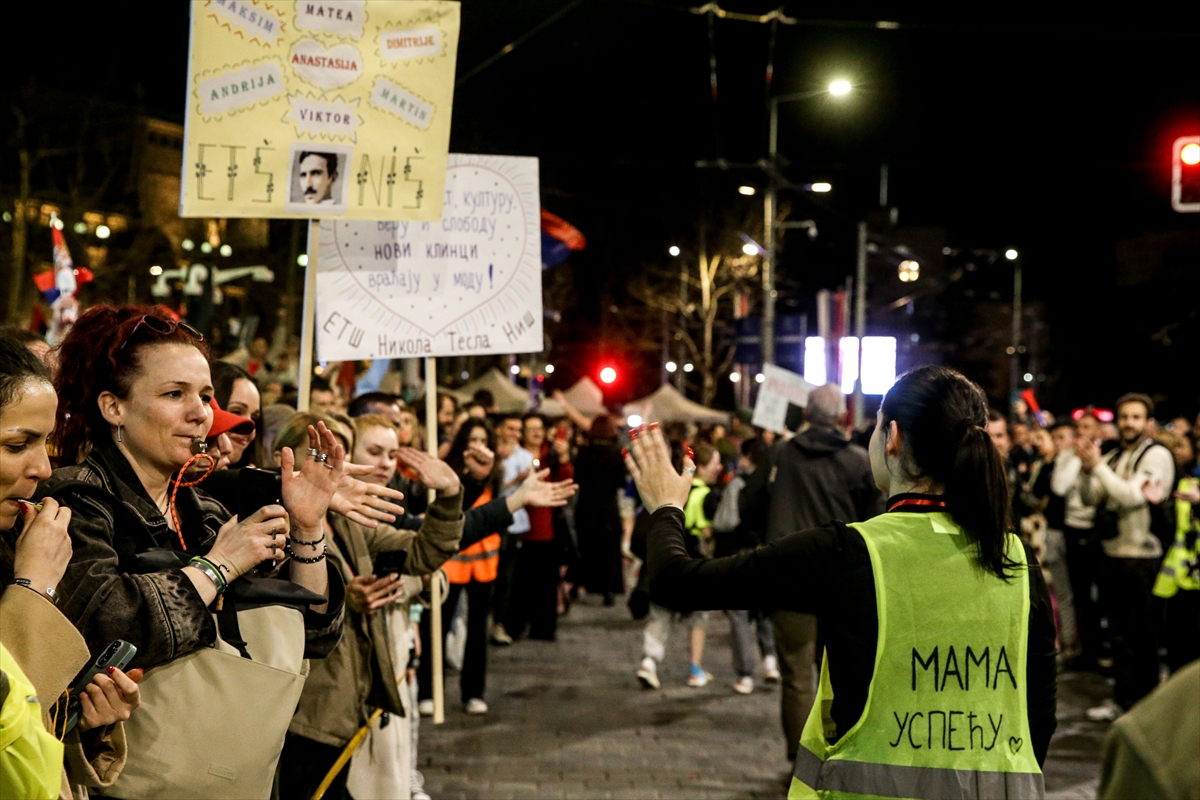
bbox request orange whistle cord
[169,451,217,550]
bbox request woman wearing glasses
[39,305,347,798]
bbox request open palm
[281,422,345,530]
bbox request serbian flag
[540,209,586,268]
[35,218,93,304]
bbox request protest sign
[182,0,459,221]
[315,153,542,360]
[752,363,814,434]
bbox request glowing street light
[809,182,832,193]
[1005,249,1019,261]
[898,259,920,282]
[668,245,681,257]
[149,265,163,276]
[545,364,555,374]
[683,363,694,373]
[219,244,232,257]
[829,80,852,96]
[738,185,757,196]
[729,372,740,383]
[742,243,760,256]
[200,242,213,254]
[181,238,195,251]
[665,361,677,373]
[95,225,111,239]
[755,373,765,384]
[510,364,520,376]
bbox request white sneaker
[418,699,434,717]
[687,664,712,688]
[763,655,781,683]
[411,769,431,800]
[733,676,755,694]
[636,657,660,690]
[464,697,489,714]
[1086,699,1123,722]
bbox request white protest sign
[752,363,814,434]
[315,153,542,360]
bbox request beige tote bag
[107,603,309,800]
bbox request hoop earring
[117,425,123,443]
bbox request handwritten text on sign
[182,0,460,221]
[315,154,543,360]
[751,364,814,433]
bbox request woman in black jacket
[625,367,1057,798]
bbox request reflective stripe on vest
[444,487,499,584]
[791,746,1044,799]
[790,510,1043,800]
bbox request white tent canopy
[622,384,729,425]
[447,368,530,413]
[539,376,608,420]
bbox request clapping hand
[510,469,577,510]
[623,424,693,514]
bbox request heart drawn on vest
[1009,736,1023,754]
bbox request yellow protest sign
[182,0,459,221]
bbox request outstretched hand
[329,466,406,527]
[513,468,578,509]
[623,424,692,514]
[397,448,462,497]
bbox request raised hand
[624,425,692,514]
[396,448,462,497]
[280,422,346,532]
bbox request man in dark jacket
[739,383,884,761]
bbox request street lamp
[738,185,757,196]
[763,82,852,366]
[668,245,681,257]
[809,182,832,193]
[742,243,760,256]
[665,361,677,373]
[1006,248,1023,407]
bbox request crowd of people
[1,305,1197,799]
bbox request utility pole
[852,221,867,429]
[1008,251,1023,410]
[763,103,777,367]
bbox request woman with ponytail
[628,366,1057,800]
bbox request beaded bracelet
[288,532,326,551]
[188,556,227,595]
[285,544,326,564]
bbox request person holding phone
[279,413,464,800]
[626,366,1057,798]
[39,306,346,797]
[0,331,141,798]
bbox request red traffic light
[599,366,618,384]
[1173,135,1200,213]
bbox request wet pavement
[419,597,1109,799]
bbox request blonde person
[0,332,141,799]
[279,413,464,800]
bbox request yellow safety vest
[1153,477,1200,598]
[790,510,1043,800]
[684,479,713,539]
[0,643,63,800]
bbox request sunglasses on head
[119,315,204,351]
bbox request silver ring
[315,452,329,463]
[271,540,278,555]
[307,448,321,458]
[323,462,334,469]
[684,465,696,476]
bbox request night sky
[9,2,1200,413]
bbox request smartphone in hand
[373,549,408,576]
[65,640,137,732]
